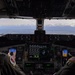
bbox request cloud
[0,18,75,27]
[0,18,36,26]
[44,19,75,27]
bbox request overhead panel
[0,0,75,18]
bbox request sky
[0,18,75,34]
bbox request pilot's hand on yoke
[53,57,75,75]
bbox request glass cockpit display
[28,44,53,62]
[62,49,68,57]
[8,48,16,56]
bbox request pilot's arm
[53,57,75,75]
[8,54,26,75]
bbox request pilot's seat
[0,53,25,75]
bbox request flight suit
[53,57,75,75]
[0,52,26,75]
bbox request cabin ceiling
[0,0,75,19]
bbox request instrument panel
[0,31,75,75]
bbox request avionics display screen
[9,48,16,53]
[62,49,68,57]
[8,48,16,57]
[28,44,52,61]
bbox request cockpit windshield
[0,19,75,35]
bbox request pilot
[53,57,75,75]
[0,52,25,75]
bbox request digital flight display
[62,49,68,57]
[8,48,16,58]
[28,43,53,62]
[9,48,16,53]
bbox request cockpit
[0,18,75,75]
[0,0,75,75]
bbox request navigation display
[28,43,52,61]
[8,48,16,57]
[9,48,16,53]
[62,49,68,57]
